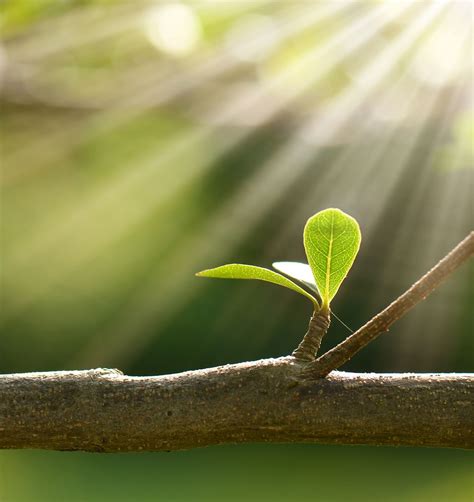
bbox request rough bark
[0,361,472,452]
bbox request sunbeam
[67,3,429,366]
[1,2,347,186]
[70,3,456,367]
[2,1,407,324]
[1,2,471,376]
[215,1,464,357]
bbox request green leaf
[196,264,318,307]
[272,261,321,297]
[304,208,361,308]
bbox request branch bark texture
[1,362,472,452]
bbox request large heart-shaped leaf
[196,264,318,307]
[304,208,361,308]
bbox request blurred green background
[1,1,473,501]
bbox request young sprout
[196,208,361,361]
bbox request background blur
[1,1,473,500]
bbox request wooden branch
[1,234,471,453]
[1,362,472,452]
[311,231,474,377]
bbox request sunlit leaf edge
[196,263,319,308]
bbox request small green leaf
[272,261,321,297]
[304,208,361,308]
[196,264,318,307]
[274,261,355,334]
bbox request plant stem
[292,307,330,361]
[311,231,474,377]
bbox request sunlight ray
[374,79,471,289]
[122,2,350,110]
[366,44,472,364]
[225,4,463,344]
[4,2,408,301]
[264,2,456,255]
[389,150,472,371]
[69,4,451,367]
[4,2,452,376]
[214,1,417,123]
[362,92,470,347]
[2,2,349,185]
[295,0,446,148]
[5,1,257,61]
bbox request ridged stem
[292,307,331,361]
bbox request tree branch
[1,233,472,453]
[0,363,472,452]
[311,231,474,377]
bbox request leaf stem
[310,231,474,377]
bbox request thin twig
[310,231,474,377]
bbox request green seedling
[196,208,361,360]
